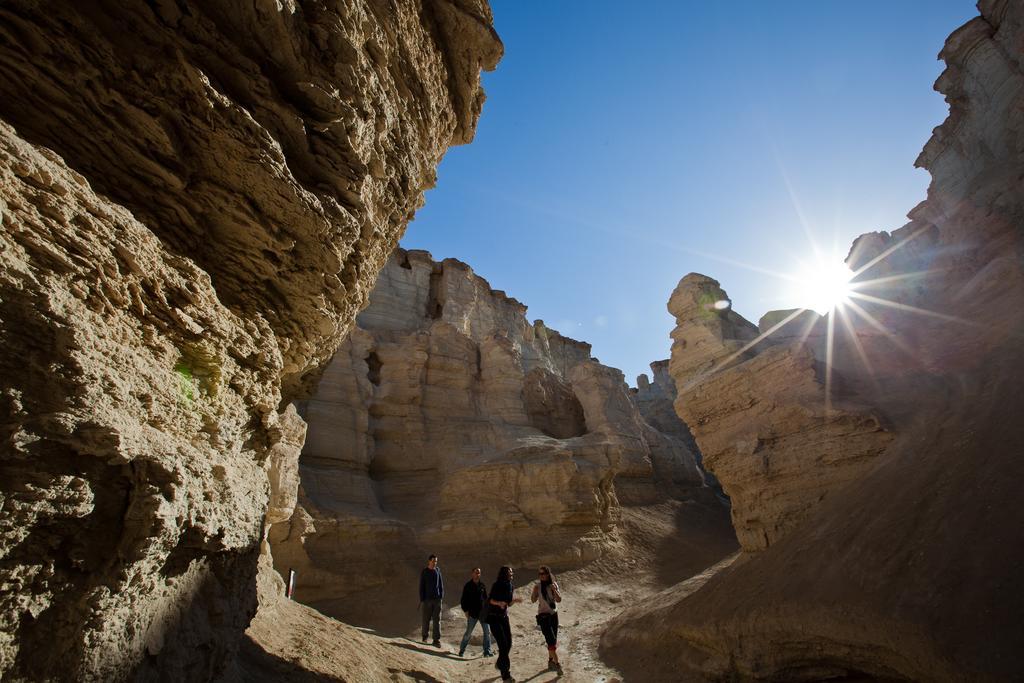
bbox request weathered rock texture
[270,249,712,628]
[633,359,720,492]
[603,2,1024,680]
[634,360,697,452]
[234,546,457,682]
[667,276,894,551]
[0,2,500,680]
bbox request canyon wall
[0,2,500,680]
[603,1,1024,680]
[666,275,894,551]
[634,358,721,493]
[269,248,714,628]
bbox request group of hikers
[418,554,562,681]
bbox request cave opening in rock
[522,367,588,438]
[366,351,382,386]
[427,266,444,319]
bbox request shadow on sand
[238,634,345,682]
[516,667,564,682]
[653,499,738,587]
[389,639,465,660]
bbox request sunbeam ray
[850,268,947,290]
[825,309,836,415]
[851,225,931,278]
[843,298,919,358]
[797,309,823,345]
[836,304,879,389]
[653,241,806,284]
[848,291,979,326]
[683,307,809,392]
[772,147,822,261]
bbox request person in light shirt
[530,565,563,671]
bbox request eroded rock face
[667,273,760,382]
[667,278,893,551]
[633,360,720,492]
[269,249,710,627]
[603,2,1024,680]
[634,361,693,446]
[0,2,500,680]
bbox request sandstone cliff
[0,2,500,680]
[667,275,893,552]
[633,359,720,492]
[269,248,714,630]
[603,1,1024,680]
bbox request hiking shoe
[483,651,494,657]
[432,641,441,647]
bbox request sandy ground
[240,499,737,682]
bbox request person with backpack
[530,565,562,671]
[458,567,493,657]
[486,565,522,682]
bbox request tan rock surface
[241,500,738,682]
[0,2,500,680]
[757,308,824,345]
[668,279,894,552]
[603,1,1024,679]
[270,249,718,631]
[233,552,450,682]
[634,359,719,492]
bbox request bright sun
[791,258,855,314]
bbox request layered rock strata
[667,276,893,551]
[270,249,711,627]
[633,359,720,492]
[603,2,1024,680]
[634,360,697,452]
[0,2,500,680]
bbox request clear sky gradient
[401,1,979,384]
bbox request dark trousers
[488,615,513,676]
[538,612,559,650]
[421,598,441,642]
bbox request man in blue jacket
[419,554,444,647]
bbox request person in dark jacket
[457,567,493,657]
[418,554,443,647]
[486,565,522,681]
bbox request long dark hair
[539,565,554,584]
[496,565,512,583]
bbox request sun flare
[791,258,855,314]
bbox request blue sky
[401,1,979,384]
